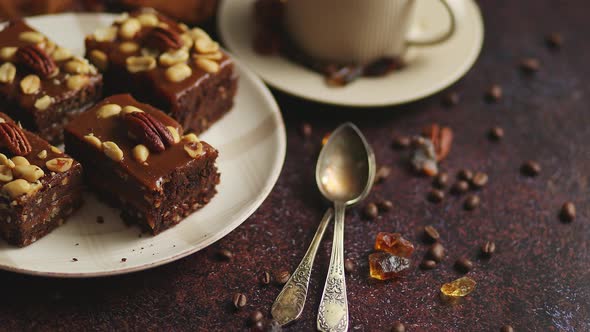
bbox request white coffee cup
[284,0,456,64]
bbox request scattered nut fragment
[97,104,122,118]
[0,47,17,61]
[20,74,41,94]
[137,13,159,27]
[19,31,45,44]
[84,134,102,149]
[37,150,47,159]
[119,18,141,39]
[93,26,117,42]
[88,49,108,71]
[159,49,189,67]
[165,63,192,83]
[0,165,13,182]
[13,165,44,182]
[66,75,89,90]
[194,51,223,61]
[182,133,199,143]
[119,42,139,54]
[133,144,149,163]
[52,47,72,61]
[0,154,15,168]
[188,28,211,41]
[121,105,143,115]
[194,39,219,54]
[180,33,193,49]
[102,141,124,162]
[50,145,62,154]
[184,142,203,158]
[140,48,160,58]
[166,126,181,143]
[126,56,156,73]
[195,58,219,73]
[3,179,33,198]
[64,59,91,74]
[0,62,16,84]
[46,158,73,172]
[11,156,30,166]
[34,95,53,111]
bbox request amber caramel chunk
[369,252,411,280]
[440,276,476,297]
[374,232,415,258]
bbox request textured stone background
[0,0,589,331]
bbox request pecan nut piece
[16,45,57,78]
[422,124,453,162]
[144,27,183,52]
[0,122,32,156]
[123,112,174,152]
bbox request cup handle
[406,0,456,46]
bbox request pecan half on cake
[0,113,83,247]
[0,20,103,143]
[64,94,219,234]
[85,8,237,134]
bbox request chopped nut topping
[66,75,89,90]
[34,95,53,111]
[0,47,17,61]
[0,154,15,168]
[84,133,102,149]
[50,145,62,154]
[182,133,199,143]
[102,141,124,161]
[159,49,189,67]
[88,49,108,71]
[120,18,141,40]
[133,144,149,163]
[121,105,143,114]
[93,26,118,42]
[97,104,122,118]
[194,51,223,61]
[179,23,189,32]
[13,165,44,182]
[19,31,45,44]
[165,63,192,82]
[114,12,129,24]
[195,58,219,73]
[52,47,72,61]
[11,156,30,166]
[37,150,47,159]
[3,179,36,198]
[184,141,204,158]
[64,58,92,74]
[194,39,219,54]
[137,13,159,27]
[126,55,156,73]
[0,62,16,84]
[0,165,13,182]
[119,41,139,54]
[188,28,211,41]
[180,34,193,49]
[46,157,73,172]
[166,126,181,143]
[20,74,41,94]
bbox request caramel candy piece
[374,232,414,258]
[368,252,410,280]
[440,276,476,297]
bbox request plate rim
[0,13,287,278]
[218,0,484,108]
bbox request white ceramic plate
[0,13,286,277]
[219,0,484,107]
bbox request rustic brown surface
[1,0,589,331]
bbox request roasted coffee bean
[433,172,449,189]
[560,202,576,223]
[521,160,541,176]
[232,293,247,309]
[519,57,540,73]
[464,195,480,211]
[392,135,411,149]
[489,127,504,141]
[260,271,271,285]
[252,321,264,331]
[364,203,379,219]
[344,258,355,273]
[374,166,392,184]
[121,258,127,262]
[500,325,514,332]
[428,242,445,262]
[217,248,233,261]
[455,257,474,273]
[391,322,406,332]
[457,169,473,181]
[420,259,437,270]
[276,270,290,285]
[424,225,440,242]
[451,180,470,195]
[471,172,489,188]
[427,189,444,203]
[300,123,312,138]
[442,91,459,107]
[249,311,264,325]
[377,200,393,212]
[546,32,562,49]
[485,84,502,102]
[481,241,496,257]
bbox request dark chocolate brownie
[0,112,83,247]
[0,20,103,143]
[85,9,237,134]
[64,94,219,234]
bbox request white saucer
[0,13,286,277]
[219,0,484,107]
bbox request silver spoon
[316,123,376,332]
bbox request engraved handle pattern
[317,202,348,332]
[271,209,334,326]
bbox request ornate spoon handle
[317,202,348,332]
[271,208,334,326]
